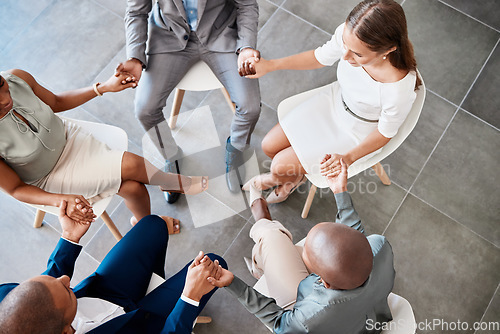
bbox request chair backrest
[176,60,224,91]
[29,117,128,217]
[279,72,425,188]
[382,293,416,334]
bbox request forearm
[10,183,65,207]
[268,50,324,72]
[124,0,151,65]
[334,192,364,234]
[344,129,390,165]
[50,85,101,112]
[225,276,284,328]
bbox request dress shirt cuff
[180,294,200,307]
[334,191,354,210]
[61,237,81,246]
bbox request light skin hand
[115,59,143,86]
[182,251,218,302]
[238,48,261,77]
[61,195,96,224]
[322,155,348,194]
[207,266,234,288]
[242,56,271,79]
[59,200,92,243]
[99,72,137,92]
[320,153,349,177]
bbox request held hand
[238,48,260,77]
[241,57,270,79]
[115,58,143,84]
[321,155,349,194]
[100,72,137,93]
[207,265,234,288]
[62,195,96,224]
[59,200,92,243]
[182,251,218,301]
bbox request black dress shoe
[163,160,181,204]
[225,137,244,193]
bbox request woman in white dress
[242,0,422,203]
[0,69,207,231]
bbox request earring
[383,55,387,60]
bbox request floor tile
[411,110,500,247]
[1,0,125,92]
[440,0,500,31]
[404,0,499,105]
[462,45,500,129]
[385,194,500,333]
[257,0,278,31]
[383,91,456,190]
[0,0,53,51]
[283,0,360,34]
[94,0,127,18]
[476,288,500,334]
[256,8,336,109]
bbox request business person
[209,157,395,333]
[0,202,226,333]
[117,0,262,200]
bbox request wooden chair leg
[169,88,186,129]
[301,184,317,219]
[221,88,236,114]
[33,210,45,228]
[195,316,212,324]
[372,162,391,185]
[100,211,123,241]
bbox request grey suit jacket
[125,0,259,66]
[226,192,395,334]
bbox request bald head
[0,280,66,334]
[303,223,373,290]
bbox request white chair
[253,238,416,334]
[31,116,127,241]
[169,60,236,129]
[278,72,426,218]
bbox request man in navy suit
[0,202,226,333]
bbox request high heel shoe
[266,175,306,204]
[160,176,208,195]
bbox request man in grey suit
[208,158,396,333]
[117,0,261,201]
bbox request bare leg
[120,152,207,194]
[261,123,291,159]
[254,147,307,197]
[117,180,151,221]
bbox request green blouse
[0,73,66,183]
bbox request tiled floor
[1,0,499,333]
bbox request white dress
[280,23,417,175]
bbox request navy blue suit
[0,215,226,333]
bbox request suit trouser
[135,32,261,159]
[250,219,309,308]
[93,215,227,317]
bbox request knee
[135,214,169,240]
[120,180,146,198]
[261,136,275,158]
[206,253,228,270]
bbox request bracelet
[93,82,103,97]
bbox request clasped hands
[320,154,349,194]
[182,251,227,302]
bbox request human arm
[0,160,96,223]
[42,201,91,278]
[160,252,220,334]
[208,269,308,333]
[320,129,390,176]
[241,50,325,78]
[321,156,365,234]
[6,69,136,113]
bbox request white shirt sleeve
[181,294,200,307]
[314,23,345,66]
[377,72,418,138]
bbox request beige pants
[250,219,310,308]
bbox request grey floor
[1,0,499,333]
